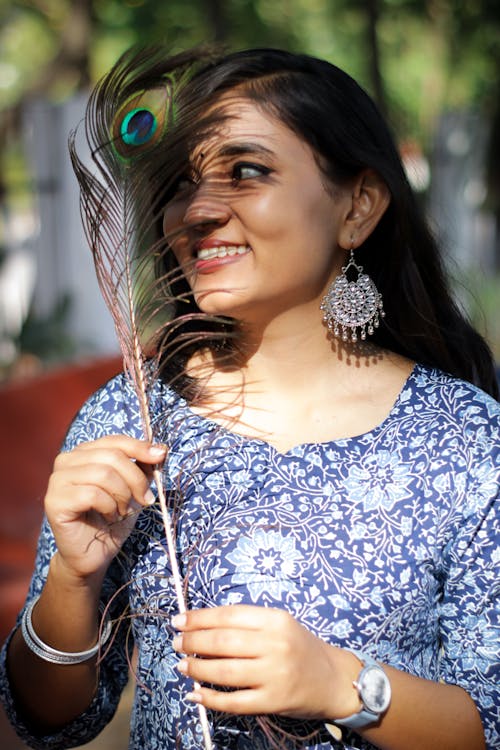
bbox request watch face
[358,665,391,713]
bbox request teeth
[197,245,249,260]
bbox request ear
[338,169,391,249]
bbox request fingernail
[144,489,156,505]
[171,613,187,629]
[149,444,167,458]
[185,691,202,703]
[172,634,183,651]
[176,658,188,674]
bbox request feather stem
[125,237,214,750]
[153,468,213,749]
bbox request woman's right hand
[44,435,166,582]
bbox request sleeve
[437,396,499,750]
[0,375,143,750]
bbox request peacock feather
[68,46,231,750]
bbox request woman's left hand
[172,605,359,720]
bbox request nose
[182,182,232,231]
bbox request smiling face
[162,97,354,327]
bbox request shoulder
[62,373,179,450]
[408,364,499,428]
[407,366,498,503]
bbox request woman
[1,47,498,750]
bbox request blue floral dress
[1,364,499,749]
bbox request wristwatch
[331,650,391,730]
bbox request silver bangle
[21,595,112,665]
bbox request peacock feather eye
[120,108,158,146]
[111,82,174,160]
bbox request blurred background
[0,0,499,747]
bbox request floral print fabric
[1,364,499,749]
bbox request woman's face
[163,97,353,325]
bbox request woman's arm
[5,435,166,732]
[171,604,486,750]
[7,556,106,731]
[364,662,485,750]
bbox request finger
[54,461,140,509]
[135,460,155,483]
[50,472,139,518]
[177,656,261,689]
[185,685,262,715]
[73,435,166,458]
[73,436,167,464]
[172,605,288,632]
[55,449,159,506]
[49,463,150,518]
[173,628,263,659]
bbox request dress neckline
[173,363,422,457]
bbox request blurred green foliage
[0,0,499,141]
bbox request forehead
[190,95,313,165]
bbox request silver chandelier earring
[320,245,385,343]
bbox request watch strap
[333,705,379,729]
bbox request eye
[177,176,194,191]
[232,162,271,182]
[171,173,197,197]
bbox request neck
[211,307,385,395]
[187,314,412,453]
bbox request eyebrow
[215,142,276,159]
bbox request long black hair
[142,47,498,398]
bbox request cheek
[163,205,192,270]
[170,244,192,279]
[306,191,341,246]
[162,202,186,240]
[254,183,334,231]
[241,191,296,240]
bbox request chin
[194,289,247,316]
